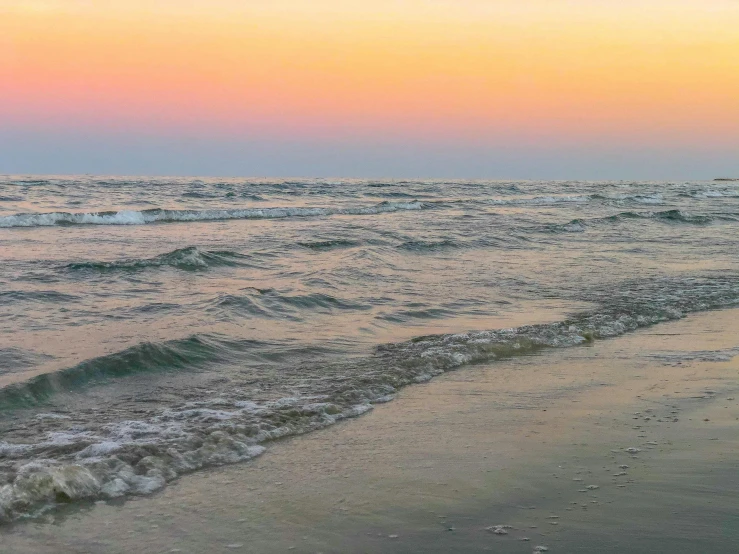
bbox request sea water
[1,176,738,521]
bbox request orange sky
[1,1,738,176]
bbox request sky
[1,0,738,179]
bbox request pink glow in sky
[2,1,738,177]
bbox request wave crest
[607,209,736,225]
[211,290,369,320]
[0,201,423,228]
[0,335,263,410]
[66,247,250,272]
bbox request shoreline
[3,308,739,552]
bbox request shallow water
[4,309,738,553]
[1,176,738,521]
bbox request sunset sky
[2,1,738,178]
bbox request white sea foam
[0,201,423,228]
[691,189,739,198]
[34,413,71,421]
[486,195,591,206]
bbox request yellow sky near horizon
[2,0,738,146]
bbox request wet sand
[3,309,739,553]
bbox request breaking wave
[0,335,262,410]
[0,201,424,228]
[1,274,738,523]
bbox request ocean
[1,176,738,523]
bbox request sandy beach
[3,308,738,553]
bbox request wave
[65,247,250,272]
[181,191,219,199]
[0,335,262,410]
[397,239,460,251]
[0,290,80,303]
[478,190,739,210]
[376,306,457,322]
[433,193,670,210]
[1,179,51,186]
[682,189,739,199]
[591,193,665,205]
[485,194,591,206]
[369,191,419,199]
[0,348,53,375]
[544,219,588,233]
[485,193,662,207]
[297,239,360,250]
[0,201,424,228]
[1,274,738,522]
[545,210,738,233]
[606,209,737,225]
[211,290,369,320]
[239,193,265,201]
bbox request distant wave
[428,193,670,210]
[369,191,419,199]
[546,209,739,233]
[397,238,460,251]
[545,219,588,233]
[485,194,592,206]
[605,209,738,225]
[681,189,739,199]
[0,290,80,303]
[478,189,738,209]
[180,191,219,199]
[0,201,424,228]
[297,239,360,250]
[592,193,665,205]
[65,247,251,272]
[484,193,663,206]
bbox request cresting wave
[0,201,423,228]
[0,335,261,410]
[211,290,369,320]
[65,247,250,272]
[1,275,738,523]
[548,209,739,232]
[460,193,664,207]
[604,209,739,224]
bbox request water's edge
[1,277,737,524]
